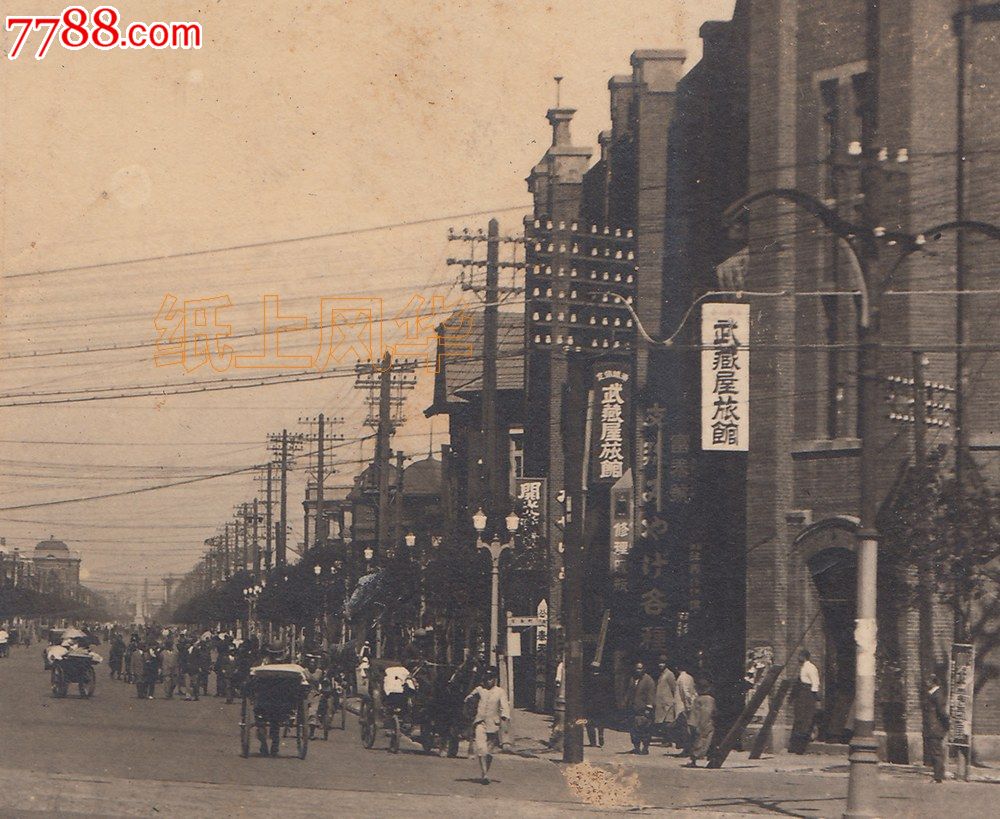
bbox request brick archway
[793,516,859,744]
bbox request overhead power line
[4,203,533,280]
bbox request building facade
[739,0,1000,760]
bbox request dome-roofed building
[402,455,442,497]
[31,535,81,595]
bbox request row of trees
[0,584,111,622]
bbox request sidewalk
[344,694,1000,785]
[504,706,1000,784]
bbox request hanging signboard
[701,303,750,451]
[515,477,547,537]
[591,366,631,482]
[609,470,633,574]
[536,599,548,649]
[948,642,975,747]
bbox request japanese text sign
[701,303,749,451]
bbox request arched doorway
[808,547,856,743]
[794,517,858,744]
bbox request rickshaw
[42,629,66,670]
[50,647,102,698]
[358,659,412,753]
[240,663,311,759]
[315,670,348,738]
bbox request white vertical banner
[702,302,750,451]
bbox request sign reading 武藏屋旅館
[591,367,631,483]
[702,303,750,451]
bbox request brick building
[737,0,1000,760]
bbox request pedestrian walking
[177,636,191,698]
[160,641,179,699]
[672,658,698,754]
[124,635,139,684]
[788,649,820,754]
[131,642,148,698]
[142,645,159,699]
[654,654,678,746]
[0,626,9,659]
[109,634,125,680]
[215,642,234,699]
[464,666,510,785]
[623,659,656,754]
[923,673,949,783]
[187,640,210,701]
[684,678,716,767]
[584,662,612,748]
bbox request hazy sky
[0,0,736,602]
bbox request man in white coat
[654,654,678,745]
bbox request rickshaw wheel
[79,665,96,698]
[389,713,401,754]
[239,695,251,758]
[296,701,309,759]
[360,701,376,749]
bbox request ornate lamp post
[242,579,264,639]
[472,508,519,667]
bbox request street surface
[0,646,996,817]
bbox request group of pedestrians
[623,655,716,767]
[0,621,33,656]
[106,628,256,702]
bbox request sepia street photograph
[2,1,999,816]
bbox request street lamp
[242,580,264,639]
[473,507,519,666]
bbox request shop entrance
[807,545,857,743]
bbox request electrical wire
[4,204,533,281]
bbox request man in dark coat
[923,673,949,783]
[142,644,159,699]
[623,659,656,754]
[187,641,210,701]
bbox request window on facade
[509,427,525,489]
[815,69,869,441]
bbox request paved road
[0,645,994,817]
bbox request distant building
[31,536,81,596]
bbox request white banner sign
[702,303,750,451]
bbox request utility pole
[377,354,393,561]
[447,218,525,524]
[280,432,289,568]
[317,413,325,547]
[223,524,231,579]
[256,462,275,572]
[483,219,502,517]
[252,497,260,575]
[268,430,304,568]
[299,413,345,550]
[355,353,417,564]
[394,449,405,555]
[240,503,250,571]
[911,351,936,699]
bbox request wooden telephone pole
[355,353,417,562]
[268,430,304,568]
